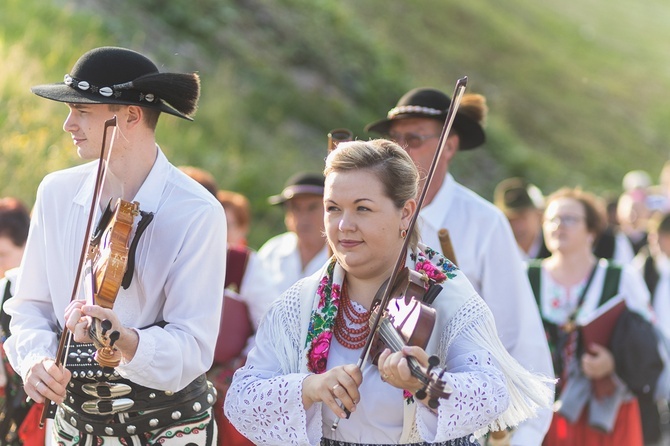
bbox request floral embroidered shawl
[304,245,457,375]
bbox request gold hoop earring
[400,229,408,239]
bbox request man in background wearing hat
[3,47,226,444]
[366,88,554,446]
[244,172,329,316]
[494,177,550,261]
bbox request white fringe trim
[447,296,555,438]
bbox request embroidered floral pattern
[305,260,340,373]
[412,245,458,281]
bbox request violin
[87,198,140,367]
[368,268,452,408]
[331,77,468,430]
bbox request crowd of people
[0,44,668,446]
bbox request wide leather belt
[59,374,216,437]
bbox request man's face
[507,208,543,249]
[284,194,325,243]
[63,103,120,160]
[388,118,443,177]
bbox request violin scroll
[89,318,122,369]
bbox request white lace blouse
[225,249,553,445]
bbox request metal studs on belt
[105,427,114,436]
[149,418,159,427]
[85,424,94,433]
[193,402,202,412]
[70,417,77,427]
[171,411,182,420]
[126,425,137,435]
[207,393,214,404]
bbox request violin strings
[378,319,428,385]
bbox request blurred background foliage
[1,0,669,248]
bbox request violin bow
[332,77,468,430]
[40,116,119,427]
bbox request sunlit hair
[217,190,252,233]
[324,139,420,247]
[178,165,218,196]
[545,187,607,239]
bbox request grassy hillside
[2,0,670,247]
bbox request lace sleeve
[415,335,509,441]
[224,280,322,446]
[415,294,553,442]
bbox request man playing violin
[365,88,555,446]
[3,47,226,445]
[225,139,552,446]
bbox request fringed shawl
[265,244,554,440]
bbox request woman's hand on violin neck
[378,346,427,397]
[302,364,362,418]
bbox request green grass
[2,0,670,247]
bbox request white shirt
[538,259,652,327]
[613,231,635,265]
[419,173,554,445]
[3,148,227,392]
[633,254,670,339]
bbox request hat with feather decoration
[365,87,486,150]
[31,46,200,120]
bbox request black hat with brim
[31,46,199,121]
[268,172,325,205]
[494,177,545,217]
[364,87,485,150]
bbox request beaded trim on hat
[63,74,156,103]
[387,105,442,119]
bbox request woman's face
[543,197,592,254]
[324,169,415,282]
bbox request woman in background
[528,187,651,446]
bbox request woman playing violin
[225,139,553,445]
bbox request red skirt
[543,399,643,446]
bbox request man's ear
[125,105,143,127]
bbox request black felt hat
[494,177,545,217]
[31,47,200,120]
[365,87,485,150]
[268,172,325,205]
